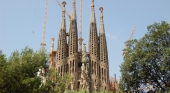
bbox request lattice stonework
[49,0,110,92]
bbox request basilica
[49,0,110,92]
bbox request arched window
[66,64,69,73]
[91,61,93,74]
[94,62,96,75]
[73,60,74,73]
[77,81,80,89]
[61,66,63,76]
[102,68,103,80]
[59,67,60,74]
[99,66,101,79]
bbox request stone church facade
[49,0,110,92]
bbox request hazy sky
[0,0,170,80]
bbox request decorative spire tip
[73,0,76,5]
[99,7,104,12]
[51,38,55,41]
[62,1,66,7]
[99,7,104,19]
[91,0,94,9]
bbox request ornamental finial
[91,0,94,9]
[99,7,104,12]
[99,7,104,19]
[62,1,66,7]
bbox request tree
[39,66,71,93]
[66,88,112,93]
[120,21,170,92]
[0,50,7,87]
[0,47,47,93]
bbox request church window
[61,66,63,76]
[78,62,82,68]
[66,64,69,73]
[94,62,96,75]
[59,67,60,74]
[73,60,74,72]
[91,61,93,74]
[77,81,80,89]
[102,68,103,80]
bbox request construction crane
[122,26,136,56]
[56,0,71,20]
[41,0,49,50]
[78,0,84,52]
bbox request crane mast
[123,26,136,56]
[41,0,49,49]
[56,0,71,20]
[129,26,136,40]
[78,0,83,52]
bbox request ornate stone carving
[78,44,90,91]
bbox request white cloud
[105,32,117,40]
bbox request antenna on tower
[41,0,49,50]
[78,0,83,52]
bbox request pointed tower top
[82,43,88,63]
[99,7,105,34]
[83,43,87,52]
[60,1,66,29]
[90,0,96,23]
[71,0,76,20]
[62,1,66,7]
[99,7,104,19]
[51,38,55,52]
[91,0,94,10]
[62,1,66,14]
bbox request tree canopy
[0,47,47,93]
[120,21,170,93]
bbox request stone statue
[78,44,90,91]
[42,68,45,76]
[37,68,42,76]
[37,68,46,87]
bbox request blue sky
[0,0,170,80]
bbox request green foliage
[117,77,125,93]
[0,47,79,93]
[120,21,170,92]
[40,66,72,93]
[66,88,112,93]
[66,89,87,93]
[0,50,7,88]
[0,47,47,93]
[97,88,112,93]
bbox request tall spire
[71,0,76,20]
[88,0,99,92]
[99,6,108,63]
[89,0,99,58]
[57,1,68,61]
[99,7,109,90]
[51,38,54,53]
[90,0,96,23]
[99,7,105,34]
[60,1,66,28]
[68,0,78,56]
